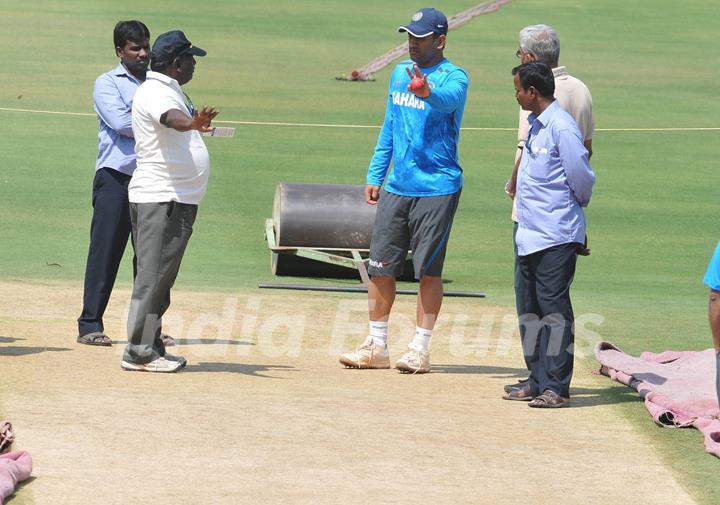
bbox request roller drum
[273,183,376,249]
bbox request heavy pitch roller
[265,182,413,281]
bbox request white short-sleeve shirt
[129,71,210,205]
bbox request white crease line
[0,107,717,132]
[0,107,95,117]
[594,127,720,132]
[217,119,379,129]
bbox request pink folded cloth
[596,341,720,457]
[0,451,32,504]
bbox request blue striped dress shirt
[93,63,142,175]
[515,100,596,256]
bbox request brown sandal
[504,378,530,394]
[77,332,112,347]
[502,384,536,401]
[528,389,570,408]
[0,422,15,453]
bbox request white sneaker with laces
[121,356,182,373]
[164,353,187,368]
[339,337,391,369]
[395,346,430,374]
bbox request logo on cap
[412,12,423,21]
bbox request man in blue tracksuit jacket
[704,242,720,406]
[340,7,469,374]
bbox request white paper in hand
[202,127,236,138]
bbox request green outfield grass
[1,0,719,502]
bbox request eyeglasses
[516,49,522,59]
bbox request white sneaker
[339,337,391,369]
[395,347,430,374]
[164,353,187,368]
[121,356,182,373]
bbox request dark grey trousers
[513,222,524,329]
[124,202,197,364]
[512,222,530,380]
[517,242,578,398]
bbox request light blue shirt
[515,100,596,256]
[366,58,468,197]
[93,63,142,176]
[704,241,720,291]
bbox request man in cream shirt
[507,24,594,209]
[122,30,218,373]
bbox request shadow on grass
[6,475,37,504]
[183,362,295,378]
[569,384,642,408]
[432,364,528,376]
[0,342,71,356]
[111,339,254,346]
[433,364,642,408]
[0,336,25,344]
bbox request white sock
[369,321,388,348]
[410,326,433,351]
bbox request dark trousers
[124,202,197,364]
[77,168,136,336]
[517,242,578,398]
[513,222,524,321]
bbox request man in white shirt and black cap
[122,30,218,373]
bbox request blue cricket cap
[398,8,448,37]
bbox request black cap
[151,30,206,65]
[398,8,448,37]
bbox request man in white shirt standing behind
[122,30,218,373]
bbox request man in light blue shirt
[340,8,468,374]
[505,61,595,407]
[77,21,151,347]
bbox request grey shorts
[368,189,461,279]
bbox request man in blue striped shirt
[339,8,468,374]
[506,61,595,407]
[77,21,153,347]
